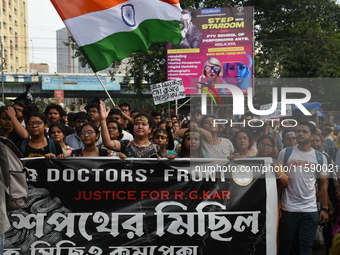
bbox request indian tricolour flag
[51,0,182,72]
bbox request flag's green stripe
[80,19,181,72]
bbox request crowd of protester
[2,98,340,254]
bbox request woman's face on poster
[204,62,221,79]
[225,62,248,79]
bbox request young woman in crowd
[99,101,161,158]
[229,128,256,160]
[17,112,63,159]
[256,134,288,250]
[104,120,123,156]
[153,128,177,159]
[48,122,74,157]
[199,115,234,158]
[178,128,207,158]
[256,135,287,182]
[71,122,109,156]
[172,121,180,133]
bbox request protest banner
[4,157,276,255]
[259,102,293,120]
[151,79,186,105]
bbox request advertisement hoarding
[167,6,254,95]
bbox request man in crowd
[278,120,329,255]
[44,104,75,136]
[151,111,162,128]
[107,108,133,141]
[12,101,26,127]
[85,100,103,146]
[170,114,178,123]
[85,102,101,128]
[65,112,90,150]
[118,102,134,134]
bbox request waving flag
[51,0,182,72]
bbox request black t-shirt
[17,138,63,158]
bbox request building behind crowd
[0,0,29,73]
[56,27,129,75]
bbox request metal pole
[30,39,34,64]
[1,39,4,103]
[94,73,115,106]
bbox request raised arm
[99,101,121,151]
[5,106,29,139]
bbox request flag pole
[94,73,116,106]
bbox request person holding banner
[178,128,207,158]
[229,129,256,160]
[199,115,234,158]
[17,113,64,159]
[256,135,288,187]
[99,101,161,158]
[153,128,177,159]
[48,122,74,157]
[256,135,288,251]
[71,122,109,157]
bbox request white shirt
[122,130,133,141]
[278,146,328,212]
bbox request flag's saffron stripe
[51,0,180,20]
[79,19,181,72]
[64,1,181,47]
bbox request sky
[28,0,65,73]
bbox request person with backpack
[0,143,11,255]
[16,112,64,159]
[277,121,329,255]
